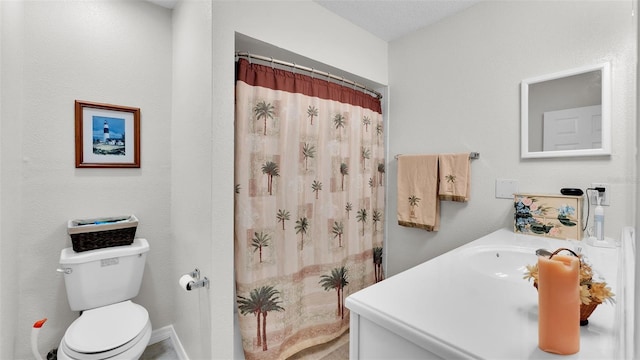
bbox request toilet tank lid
[60,238,149,264]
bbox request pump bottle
[594,196,605,241]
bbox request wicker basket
[533,281,601,326]
[67,215,138,252]
[580,302,600,326]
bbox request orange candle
[538,254,580,354]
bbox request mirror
[521,63,610,159]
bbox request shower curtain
[234,58,385,360]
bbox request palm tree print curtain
[235,58,385,359]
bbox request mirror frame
[521,63,611,159]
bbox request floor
[140,338,180,360]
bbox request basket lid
[60,238,149,265]
[64,300,148,353]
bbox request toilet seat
[59,301,151,360]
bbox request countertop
[345,228,630,359]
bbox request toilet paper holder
[189,268,201,280]
[182,268,209,291]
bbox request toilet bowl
[57,301,152,360]
[58,239,151,360]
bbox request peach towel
[397,155,440,231]
[438,153,471,202]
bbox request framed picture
[75,100,140,168]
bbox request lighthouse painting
[75,100,140,168]
[92,116,126,155]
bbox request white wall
[171,1,213,359]
[212,1,388,357]
[386,1,637,276]
[0,1,22,356]
[0,0,387,358]
[1,1,176,358]
[635,6,640,355]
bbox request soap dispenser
[594,196,604,241]
[587,189,613,247]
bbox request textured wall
[0,1,389,358]
[171,1,213,359]
[7,1,174,358]
[387,1,637,276]
[0,1,23,356]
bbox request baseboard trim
[149,325,189,360]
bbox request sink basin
[458,245,538,282]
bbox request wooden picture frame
[75,100,140,168]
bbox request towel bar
[394,152,479,160]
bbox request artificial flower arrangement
[523,249,615,325]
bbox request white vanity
[345,228,635,359]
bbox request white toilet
[57,238,152,360]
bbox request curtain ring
[292,62,296,74]
[270,57,274,68]
[311,68,315,79]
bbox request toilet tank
[59,238,149,311]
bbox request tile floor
[140,338,180,360]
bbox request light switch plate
[496,179,519,199]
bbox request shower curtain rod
[235,51,383,99]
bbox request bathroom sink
[458,245,538,282]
